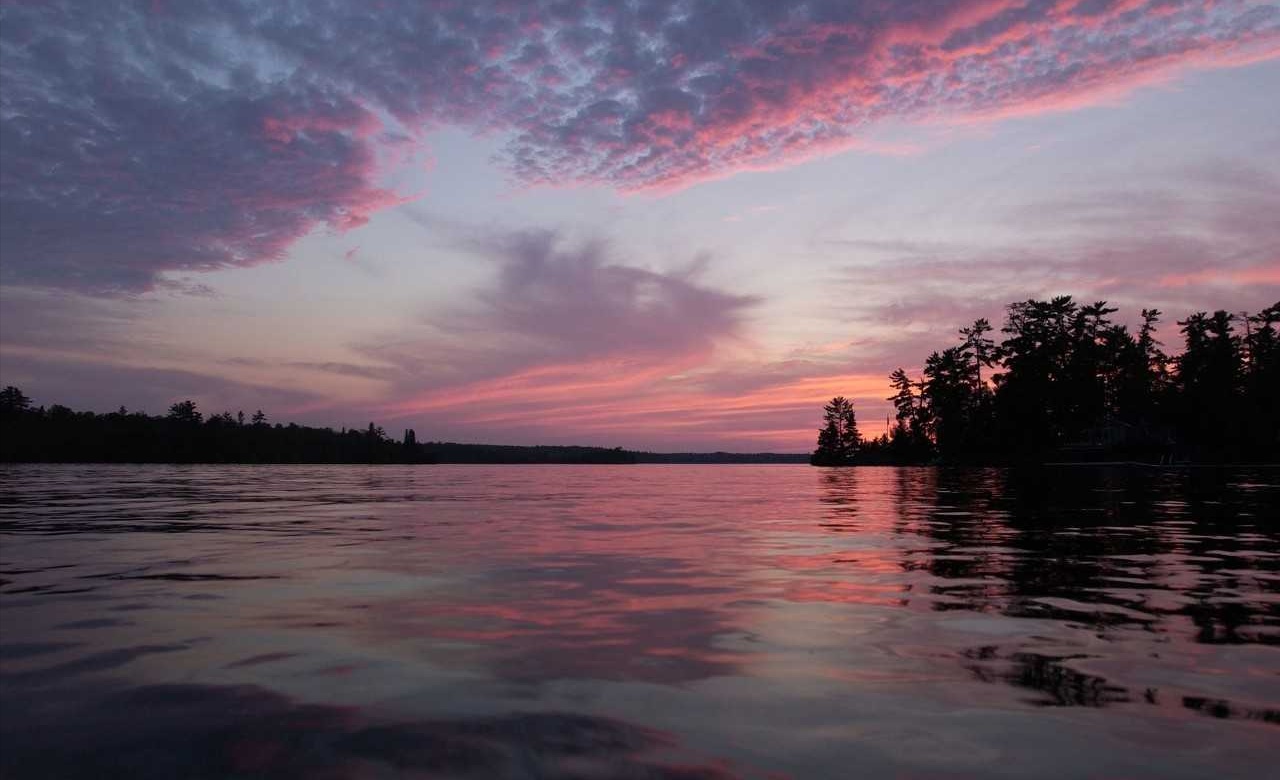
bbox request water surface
[1,464,1277,778]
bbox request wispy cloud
[313,226,914,449]
[345,229,766,441]
[829,162,1280,357]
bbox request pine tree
[837,397,861,459]
[0,386,31,417]
[811,396,860,465]
[166,400,202,425]
[959,318,995,390]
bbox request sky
[1,0,1278,452]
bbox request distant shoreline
[1,387,820,465]
[0,458,812,466]
[5,460,1275,468]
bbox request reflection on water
[1,464,1277,778]
[3,682,730,780]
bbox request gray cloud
[829,163,1280,363]
[0,352,319,417]
[2,0,1275,293]
[362,228,759,390]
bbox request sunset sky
[1,0,1277,451]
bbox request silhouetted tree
[1062,301,1119,433]
[888,368,933,460]
[1112,308,1168,426]
[960,318,996,389]
[889,368,926,432]
[923,347,979,458]
[1243,304,1280,452]
[0,389,442,464]
[811,396,861,466]
[1175,310,1242,453]
[824,297,1276,466]
[992,296,1078,453]
[167,399,203,425]
[0,386,31,417]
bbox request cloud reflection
[0,682,740,780]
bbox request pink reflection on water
[2,464,1278,779]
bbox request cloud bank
[3,0,1277,291]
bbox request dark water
[1,465,1277,779]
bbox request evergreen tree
[1243,303,1280,454]
[1175,310,1242,452]
[922,347,976,458]
[959,318,995,390]
[1063,301,1119,432]
[814,418,840,464]
[888,368,916,422]
[992,296,1078,453]
[0,386,32,417]
[1112,308,1170,426]
[811,396,860,465]
[167,399,202,425]
[0,386,442,464]
[825,298,1275,465]
[838,398,861,458]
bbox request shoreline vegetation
[2,297,1274,468]
[811,297,1278,467]
[0,390,805,465]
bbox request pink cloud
[293,227,885,450]
[503,0,1280,191]
[238,158,1280,451]
[9,1,1276,293]
[1156,263,1280,287]
[821,162,1280,393]
[380,358,892,451]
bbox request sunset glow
[2,0,1277,450]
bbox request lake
[0,464,1276,778]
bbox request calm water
[1,465,1277,779]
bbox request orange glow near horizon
[1156,263,1280,288]
[380,360,894,450]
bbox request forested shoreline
[813,298,1279,466]
[0,391,804,464]
[4,296,1274,468]
[0,393,646,464]
[0,395,439,464]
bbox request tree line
[0,391,437,464]
[812,297,1279,465]
[2,391,807,464]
